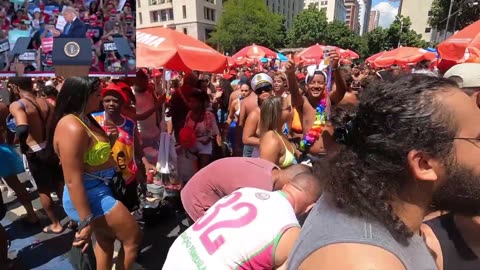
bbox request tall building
[368,10,380,31]
[265,0,304,29]
[399,0,434,42]
[362,0,372,35]
[344,0,360,34]
[357,0,366,35]
[303,0,347,22]
[136,0,222,42]
[136,0,301,42]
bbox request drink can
[324,47,331,65]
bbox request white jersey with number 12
[162,187,299,270]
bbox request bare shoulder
[54,115,89,146]
[298,243,406,270]
[420,223,443,270]
[260,130,279,145]
[8,100,23,112]
[248,108,260,120]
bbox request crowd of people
[1,56,480,270]
[1,0,136,73]
[153,56,480,270]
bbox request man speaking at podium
[50,7,86,38]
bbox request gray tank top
[287,193,438,270]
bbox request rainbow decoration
[299,93,328,151]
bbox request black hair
[306,70,326,84]
[416,60,430,70]
[41,85,58,97]
[9,77,33,92]
[323,74,459,245]
[219,78,234,110]
[190,90,210,104]
[49,77,102,146]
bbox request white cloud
[373,1,399,28]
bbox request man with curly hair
[288,74,480,270]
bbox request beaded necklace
[299,92,328,151]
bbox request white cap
[45,81,53,86]
[33,8,41,13]
[444,63,480,88]
[251,73,273,91]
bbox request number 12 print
[192,192,258,255]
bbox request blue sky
[372,0,401,28]
[373,0,400,7]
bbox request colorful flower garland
[299,92,328,151]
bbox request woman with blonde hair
[259,95,297,168]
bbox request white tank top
[163,188,299,270]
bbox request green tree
[362,16,428,58]
[287,7,367,57]
[324,20,366,57]
[364,27,388,56]
[209,0,286,54]
[286,5,329,47]
[429,0,480,32]
[386,16,428,49]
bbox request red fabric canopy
[338,49,359,59]
[232,44,277,60]
[297,44,359,65]
[366,51,386,66]
[374,47,437,67]
[438,19,480,62]
[297,44,332,65]
[136,27,228,73]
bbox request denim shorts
[243,145,254,157]
[62,168,118,222]
[0,144,24,178]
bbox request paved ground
[1,176,189,270]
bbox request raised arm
[285,58,304,110]
[327,51,348,106]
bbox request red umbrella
[297,44,359,65]
[374,47,437,67]
[338,49,359,59]
[366,51,385,65]
[232,44,277,60]
[297,44,332,65]
[137,27,227,73]
[438,19,480,62]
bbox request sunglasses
[254,85,272,95]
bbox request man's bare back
[9,96,53,147]
[239,93,258,127]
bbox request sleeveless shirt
[163,188,299,270]
[287,193,438,270]
[425,213,480,270]
[92,112,138,185]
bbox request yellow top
[72,115,112,167]
[275,131,296,168]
